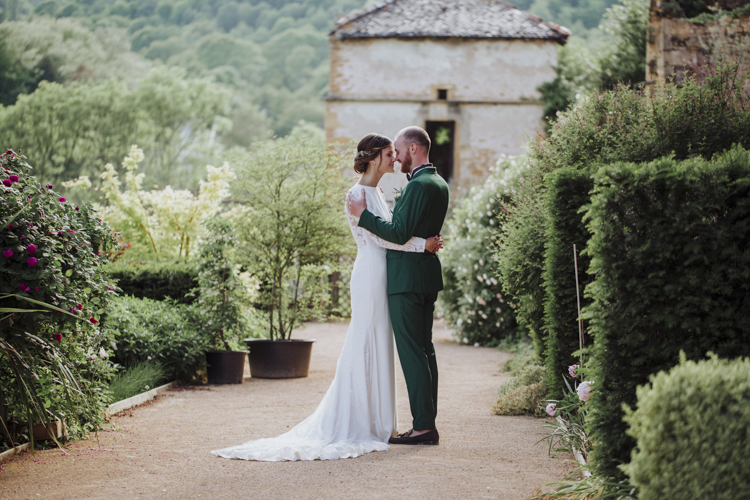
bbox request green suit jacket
[358,167,450,295]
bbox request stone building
[327,0,569,202]
[646,0,750,85]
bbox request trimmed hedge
[584,146,750,480]
[624,354,750,500]
[106,296,207,382]
[104,258,198,304]
[542,168,594,399]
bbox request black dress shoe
[388,429,439,445]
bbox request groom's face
[394,137,413,174]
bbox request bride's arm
[370,233,427,253]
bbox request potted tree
[193,218,248,384]
[231,127,352,378]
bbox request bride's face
[372,145,395,174]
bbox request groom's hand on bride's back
[346,190,367,217]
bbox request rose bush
[0,149,117,448]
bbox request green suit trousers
[389,291,439,430]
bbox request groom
[347,126,450,445]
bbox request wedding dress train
[211,184,426,461]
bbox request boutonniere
[393,187,404,203]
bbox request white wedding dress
[211,183,426,461]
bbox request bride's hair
[354,133,391,174]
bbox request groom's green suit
[358,166,450,430]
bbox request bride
[211,133,442,461]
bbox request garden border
[106,380,179,416]
[0,442,31,462]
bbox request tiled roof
[330,0,570,41]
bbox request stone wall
[646,0,750,85]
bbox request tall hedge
[495,63,750,365]
[584,146,750,480]
[104,258,198,304]
[542,168,594,398]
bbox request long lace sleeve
[371,233,426,253]
[345,188,426,252]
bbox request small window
[437,88,448,100]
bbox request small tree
[231,130,351,340]
[192,218,246,351]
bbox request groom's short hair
[398,126,431,155]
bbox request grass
[109,361,167,403]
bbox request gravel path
[0,320,573,500]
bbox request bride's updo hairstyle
[353,133,391,174]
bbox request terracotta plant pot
[205,350,248,385]
[243,339,315,379]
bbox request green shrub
[584,146,750,480]
[493,364,547,417]
[501,341,539,375]
[104,258,199,304]
[1,149,117,446]
[106,296,207,382]
[542,168,594,399]
[109,361,166,403]
[623,354,750,500]
[496,64,750,370]
[439,157,525,346]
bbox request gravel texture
[0,320,573,499]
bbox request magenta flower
[2,179,10,187]
[26,257,37,267]
[7,223,12,229]
[68,229,75,234]
[26,244,37,254]
[9,175,18,183]
[59,197,66,203]
[90,317,98,324]
[34,287,39,291]
[70,307,78,314]
[57,231,64,237]
[545,403,557,417]
[2,249,12,258]
[20,235,25,240]
[46,184,53,189]
[568,364,579,378]
[577,381,594,402]
[18,283,26,291]
[54,333,62,342]
[77,303,83,310]
[75,206,80,211]
[97,251,102,256]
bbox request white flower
[463,337,469,344]
[546,403,556,417]
[477,275,484,282]
[476,297,486,306]
[496,307,502,313]
[99,348,108,358]
[147,356,152,360]
[495,322,500,327]
[473,343,480,347]
[456,318,463,326]
[145,385,150,390]
[578,381,594,402]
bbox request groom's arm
[358,183,428,245]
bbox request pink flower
[2,179,10,187]
[577,381,594,402]
[89,317,98,324]
[77,303,83,310]
[26,244,37,254]
[9,175,18,183]
[59,197,66,203]
[546,403,557,417]
[20,235,25,239]
[97,251,102,256]
[568,364,579,378]
[2,249,12,258]
[46,184,53,189]
[68,229,75,234]
[53,333,62,342]
[70,307,78,314]
[26,257,37,267]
